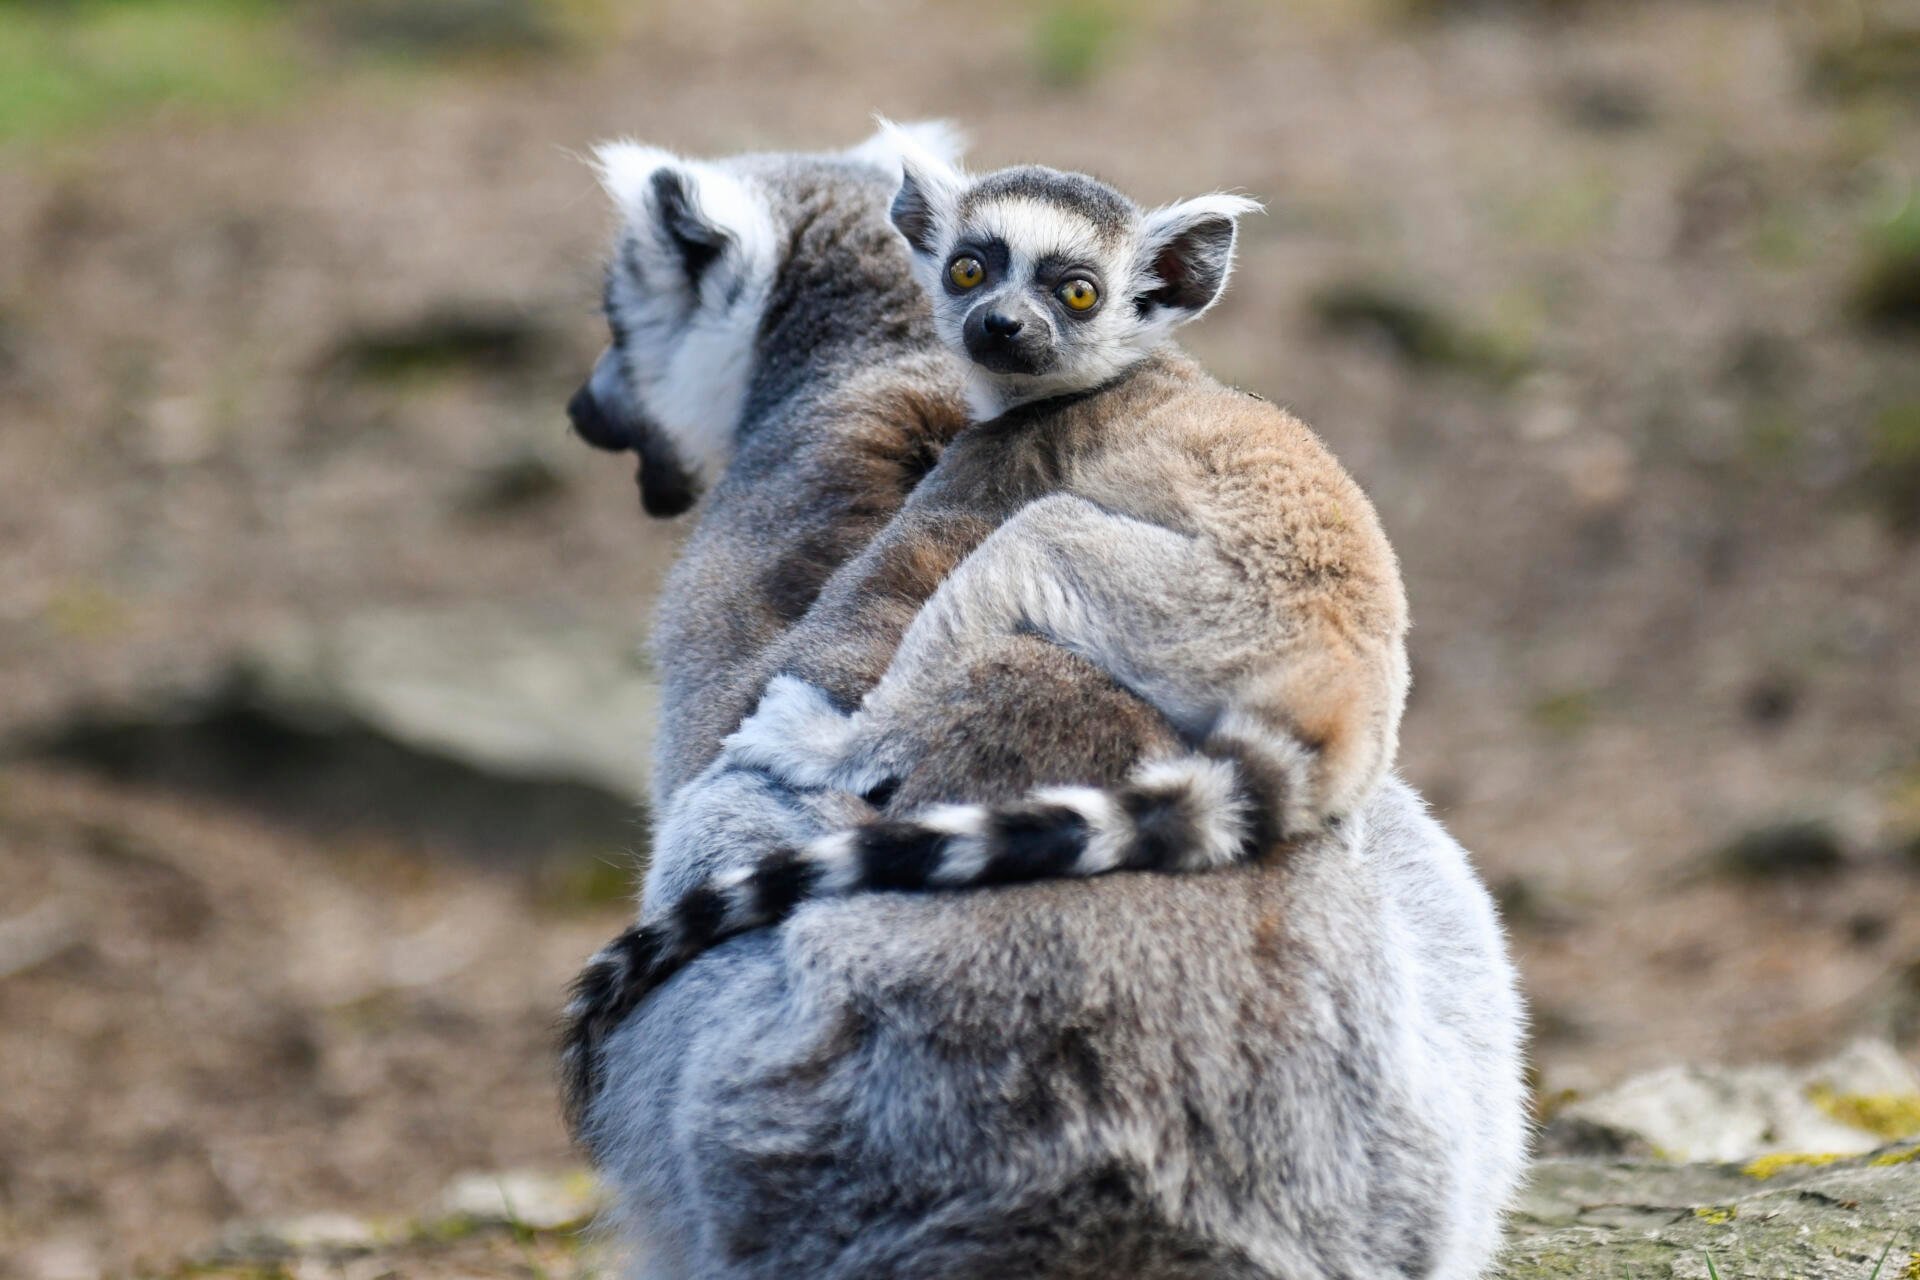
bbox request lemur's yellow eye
[1057,278,1099,311]
[948,256,985,289]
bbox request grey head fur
[567,122,967,514]
[885,124,1260,419]
[564,125,977,803]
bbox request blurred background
[1,0,1917,1273]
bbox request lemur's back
[1049,350,1411,820]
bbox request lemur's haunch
[563,132,1410,1114]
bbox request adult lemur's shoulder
[564,125,973,800]
[573,131,1409,1016]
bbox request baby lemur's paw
[723,675,890,792]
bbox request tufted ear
[875,118,966,258]
[592,142,773,292]
[848,117,966,175]
[1135,193,1262,322]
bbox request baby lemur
[567,128,1409,1040]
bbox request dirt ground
[2,1,1918,1274]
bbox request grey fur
[564,129,1528,1278]
[590,780,1525,1280]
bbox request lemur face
[566,149,779,517]
[886,134,1259,419]
[568,122,967,516]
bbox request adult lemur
[574,129,1411,1020]
[564,126,1526,1278]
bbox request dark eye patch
[948,237,1011,281]
[1032,254,1104,292]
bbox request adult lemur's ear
[1136,194,1263,321]
[876,117,965,257]
[592,142,772,293]
[849,117,965,174]
[647,168,731,288]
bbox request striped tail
[560,713,1316,1138]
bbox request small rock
[16,1237,100,1280]
[20,607,656,860]
[1543,1039,1920,1163]
[434,1169,602,1232]
[235,607,656,800]
[211,1212,380,1262]
[0,901,82,981]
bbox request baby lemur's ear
[878,118,965,257]
[1136,194,1263,321]
[592,142,773,294]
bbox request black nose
[568,381,630,452]
[982,311,1024,338]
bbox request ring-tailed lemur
[568,132,1412,1040]
[562,128,1525,1278]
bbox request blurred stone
[196,1171,604,1272]
[15,1237,100,1280]
[1496,1145,1920,1279]
[0,901,81,980]
[21,608,655,859]
[435,1169,602,1232]
[1542,1039,1920,1163]
[211,1212,380,1262]
[235,607,653,801]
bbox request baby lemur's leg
[860,631,1186,814]
[729,491,1389,845]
